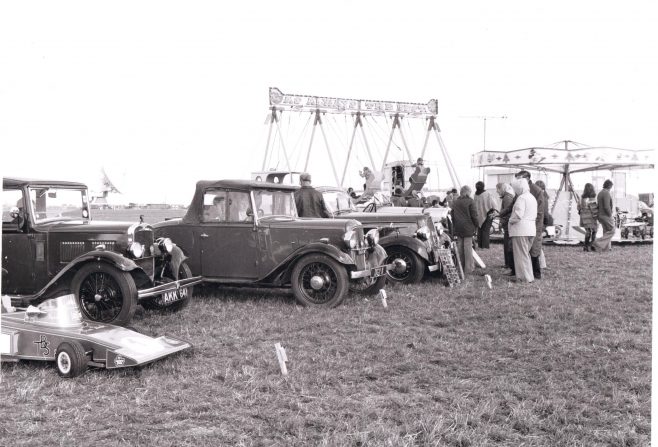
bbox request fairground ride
[471,140,655,241]
[259,87,461,195]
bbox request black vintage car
[151,180,392,307]
[318,186,451,284]
[1,178,201,326]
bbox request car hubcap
[310,275,326,290]
[392,258,407,274]
[58,352,71,374]
[386,251,413,281]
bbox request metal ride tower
[262,87,461,189]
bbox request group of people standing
[451,171,615,284]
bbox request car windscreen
[253,190,297,218]
[322,190,356,214]
[29,187,89,223]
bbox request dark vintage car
[151,180,393,307]
[318,186,451,284]
[2,178,201,326]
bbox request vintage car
[318,186,450,284]
[2,178,201,327]
[1,294,191,378]
[151,180,392,307]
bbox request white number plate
[159,287,189,305]
[371,266,386,277]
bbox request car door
[199,189,259,280]
[2,188,36,294]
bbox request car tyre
[384,246,425,284]
[142,261,193,311]
[291,255,348,307]
[72,263,137,326]
[349,275,387,295]
[55,341,88,378]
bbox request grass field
[1,236,652,445]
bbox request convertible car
[1,294,191,378]
[152,180,393,307]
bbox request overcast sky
[1,1,656,204]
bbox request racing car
[1,294,191,378]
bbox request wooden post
[274,343,288,376]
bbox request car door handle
[200,233,209,238]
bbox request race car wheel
[291,255,348,307]
[384,246,425,284]
[142,261,193,311]
[72,263,138,326]
[349,275,387,295]
[56,341,88,378]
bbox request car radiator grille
[60,242,85,262]
[134,227,154,257]
[60,241,118,262]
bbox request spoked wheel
[291,255,348,307]
[384,246,425,284]
[142,261,193,311]
[349,275,387,295]
[72,263,137,326]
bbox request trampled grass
[1,243,652,446]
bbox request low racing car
[1,294,192,378]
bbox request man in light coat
[509,178,538,283]
[515,170,544,279]
[474,181,498,249]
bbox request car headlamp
[416,225,431,241]
[157,237,174,254]
[129,242,144,258]
[365,229,380,247]
[343,230,359,249]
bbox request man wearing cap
[514,170,544,279]
[294,173,331,218]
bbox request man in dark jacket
[294,173,331,218]
[450,185,479,274]
[496,182,515,270]
[515,170,544,278]
[593,179,615,251]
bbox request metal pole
[262,107,277,171]
[397,116,414,162]
[419,116,434,160]
[274,115,292,172]
[340,113,361,187]
[318,114,341,187]
[380,114,400,171]
[304,110,320,172]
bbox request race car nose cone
[310,275,325,290]
[393,258,407,274]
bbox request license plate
[371,266,386,277]
[159,287,188,305]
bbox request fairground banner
[471,147,655,173]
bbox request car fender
[378,235,430,261]
[261,242,355,285]
[155,244,188,279]
[20,250,143,306]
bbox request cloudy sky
[1,1,656,204]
